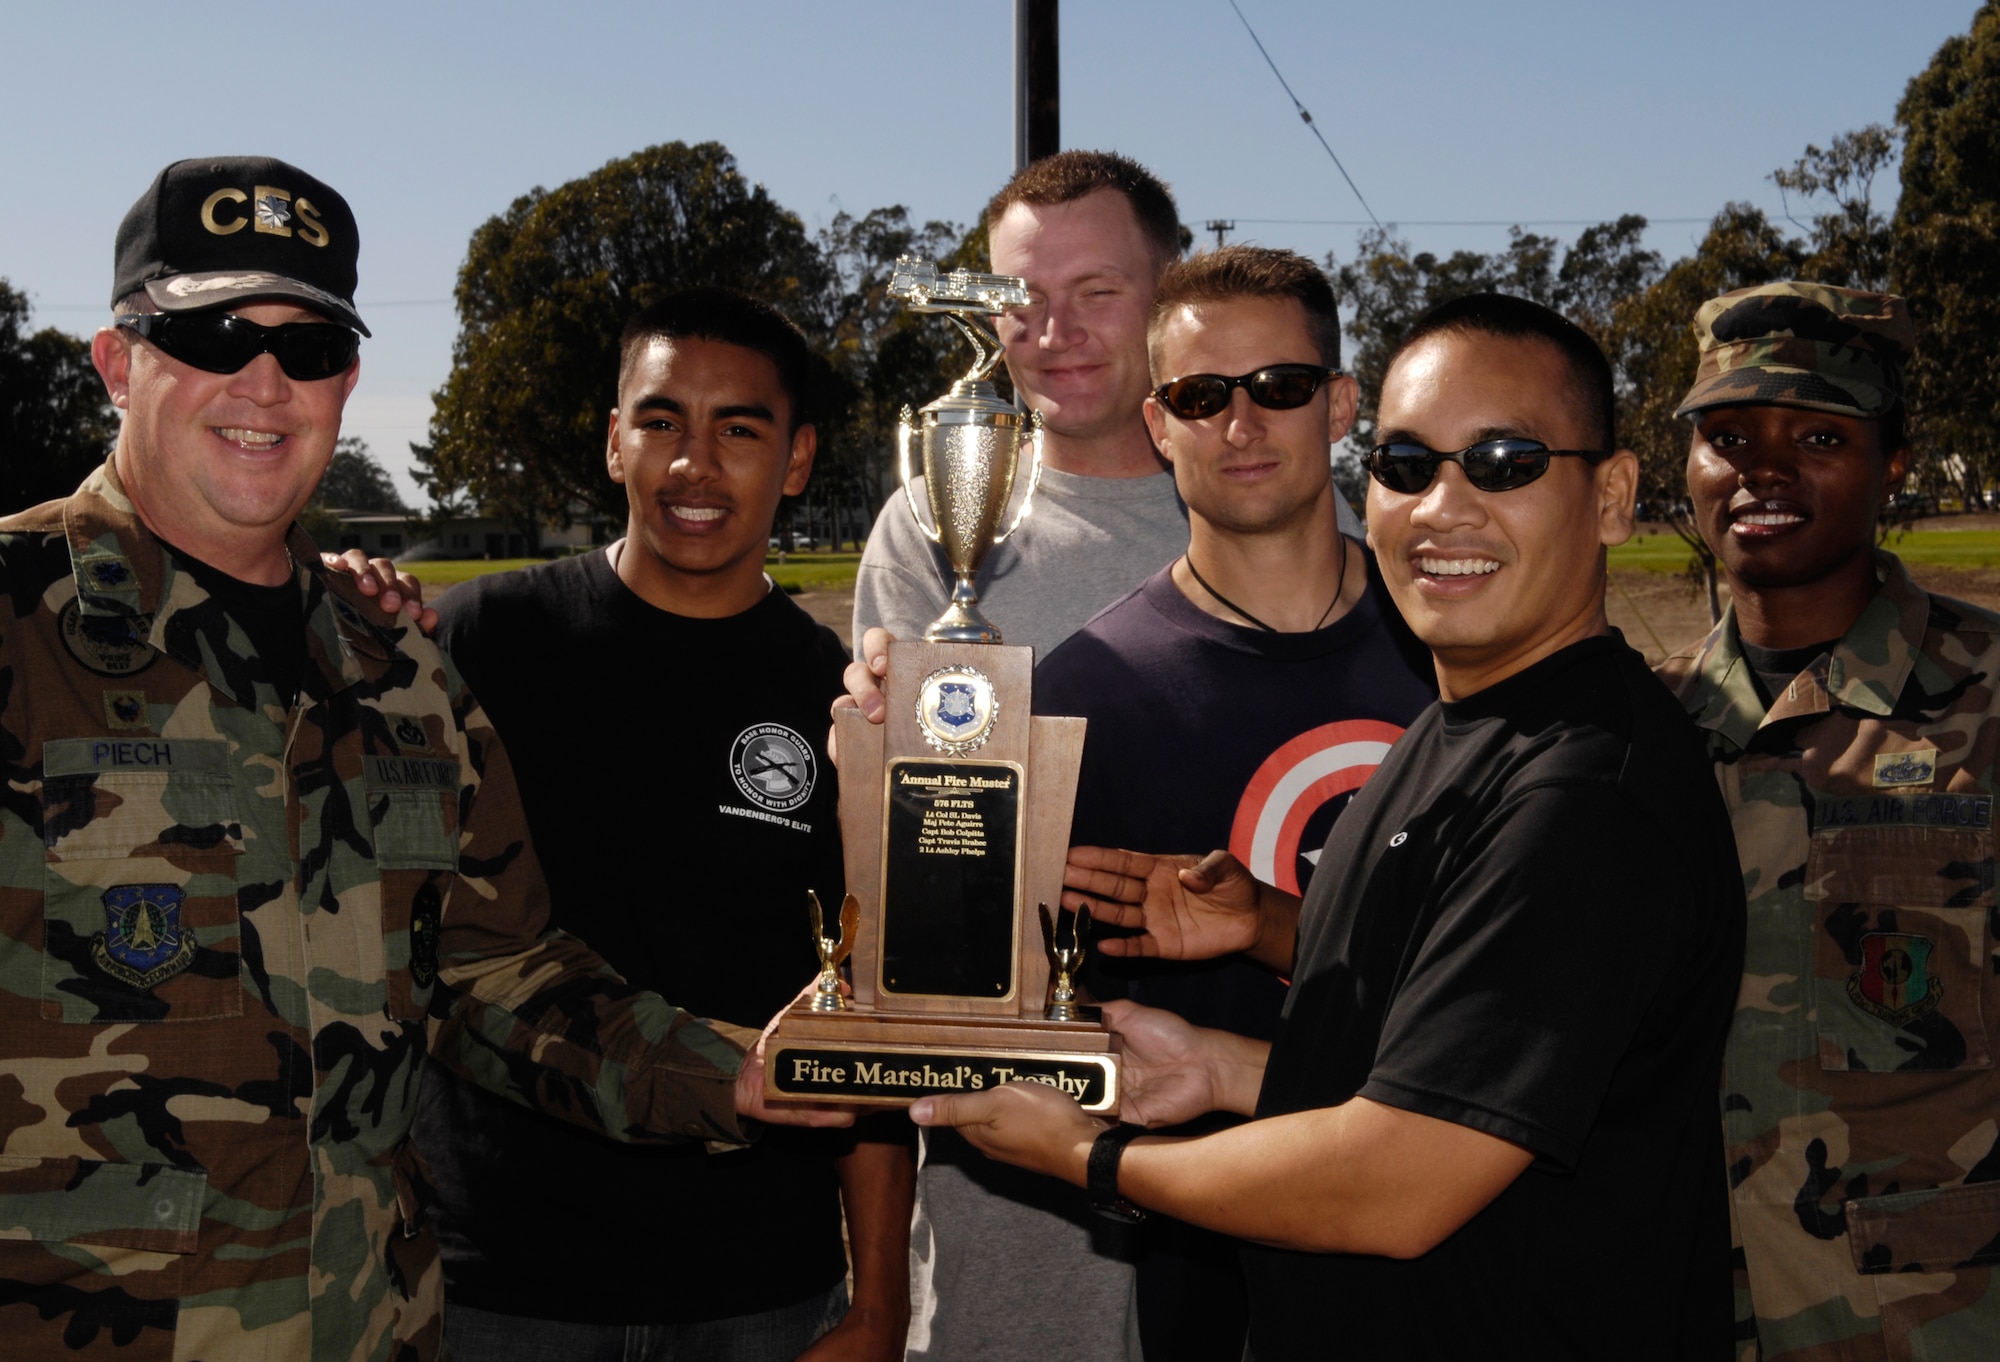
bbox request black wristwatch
[1087,1123,1149,1223]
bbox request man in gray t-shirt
[852,155,1359,664]
[849,152,1360,1362]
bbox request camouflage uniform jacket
[1659,553,2000,1361]
[0,462,753,1362]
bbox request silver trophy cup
[890,258,1045,644]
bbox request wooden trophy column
[764,639,1119,1113]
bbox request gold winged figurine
[1039,902,1094,1022]
[808,890,861,1013]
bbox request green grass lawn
[1611,529,2000,572]
[409,552,864,594]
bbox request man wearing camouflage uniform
[1660,283,2000,1359]
[0,156,834,1362]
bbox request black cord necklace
[1184,535,1349,634]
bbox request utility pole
[1014,0,1059,170]
[1205,219,1235,249]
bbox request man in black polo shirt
[913,294,1744,1359]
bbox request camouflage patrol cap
[1674,282,1911,419]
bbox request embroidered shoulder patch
[1847,932,1942,1027]
[92,884,197,989]
[59,601,156,677]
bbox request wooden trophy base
[764,637,1119,1115]
[765,1004,1120,1113]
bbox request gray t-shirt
[854,465,1190,658]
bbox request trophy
[890,259,1044,643]
[764,258,1118,1114]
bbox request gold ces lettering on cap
[252,186,294,237]
[200,187,249,235]
[294,197,330,248]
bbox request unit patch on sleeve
[730,723,817,814]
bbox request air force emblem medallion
[916,667,997,755]
[93,884,197,989]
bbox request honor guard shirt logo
[730,723,817,814]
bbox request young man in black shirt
[913,294,1744,1359]
[412,290,911,1362]
[1034,246,1435,1359]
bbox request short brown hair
[985,150,1181,265]
[1147,246,1343,376]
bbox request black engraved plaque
[880,759,1021,997]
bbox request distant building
[325,508,607,560]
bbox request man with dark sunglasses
[910,293,1745,1360]
[1028,245,1436,1361]
[841,150,1370,1362]
[1657,283,2000,1360]
[0,156,846,1362]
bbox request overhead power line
[1228,0,1381,229]
[1220,216,1716,228]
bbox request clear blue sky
[2,0,1978,503]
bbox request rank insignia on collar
[408,884,441,989]
[1873,749,1938,787]
[92,884,197,990]
[90,559,132,587]
[1847,932,1942,1027]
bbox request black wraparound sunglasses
[117,312,360,382]
[1365,439,1611,494]
[1152,364,1339,421]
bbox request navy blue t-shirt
[1034,552,1437,1038]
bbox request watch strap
[1087,1122,1149,1223]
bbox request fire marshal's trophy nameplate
[765,257,1117,1114]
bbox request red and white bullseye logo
[1229,720,1405,895]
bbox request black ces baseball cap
[111,155,369,335]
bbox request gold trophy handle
[988,409,1044,550]
[896,404,945,547]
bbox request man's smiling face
[990,189,1160,446]
[606,335,814,609]
[1368,329,1635,697]
[99,300,359,549]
